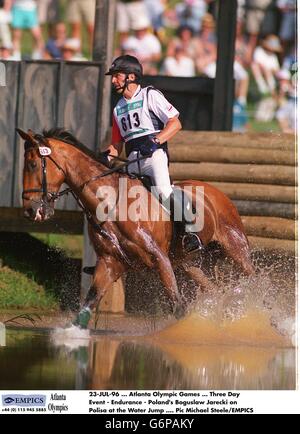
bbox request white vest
[113,86,179,142]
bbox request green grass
[0,266,58,310]
[0,233,81,311]
[31,233,83,259]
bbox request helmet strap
[120,74,138,94]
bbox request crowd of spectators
[0,0,297,132]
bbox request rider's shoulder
[143,85,164,98]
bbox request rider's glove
[139,136,161,156]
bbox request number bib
[113,87,161,142]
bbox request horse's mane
[42,128,98,161]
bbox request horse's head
[17,128,66,222]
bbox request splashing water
[50,325,90,350]
[158,250,296,347]
[153,310,291,347]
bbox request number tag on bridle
[39,146,51,156]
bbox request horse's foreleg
[73,256,125,329]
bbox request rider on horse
[104,55,203,254]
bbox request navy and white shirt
[111,85,179,144]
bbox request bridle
[22,147,68,203]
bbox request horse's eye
[27,160,38,171]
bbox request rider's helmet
[105,55,143,83]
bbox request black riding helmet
[105,55,143,83]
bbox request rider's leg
[143,149,203,254]
[141,148,173,199]
[171,188,204,254]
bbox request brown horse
[18,128,254,328]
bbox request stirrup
[83,266,95,275]
[182,233,204,254]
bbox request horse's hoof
[73,307,91,329]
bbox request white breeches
[127,149,173,200]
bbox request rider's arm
[147,88,182,143]
[156,116,182,144]
[107,115,124,157]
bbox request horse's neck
[57,142,105,193]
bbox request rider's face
[111,72,136,94]
[111,72,127,93]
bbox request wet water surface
[0,311,295,390]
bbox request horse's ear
[16,128,38,146]
[16,128,32,141]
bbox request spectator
[234,20,250,105]
[277,0,296,59]
[244,0,273,63]
[251,34,281,95]
[237,0,246,23]
[235,18,250,67]
[143,0,166,38]
[121,16,162,74]
[175,0,208,35]
[167,25,200,63]
[282,44,297,80]
[116,0,150,34]
[0,0,12,51]
[275,68,296,133]
[37,0,59,30]
[161,46,195,77]
[196,13,217,75]
[11,0,44,60]
[0,41,16,60]
[61,38,87,62]
[232,99,249,132]
[233,17,251,128]
[66,0,95,53]
[45,21,67,59]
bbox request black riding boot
[170,189,204,254]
